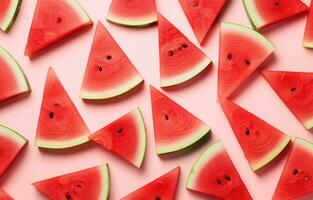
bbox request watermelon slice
[262,70,313,130]
[106,0,157,27]
[243,0,309,30]
[186,140,252,200]
[273,137,313,200]
[89,108,146,168]
[121,167,180,200]
[158,13,212,87]
[0,125,28,177]
[0,188,13,200]
[150,86,211,154]
[0,0,21,32]
[24,0,93,57]
[80,22,144,100]
[36,68,90,149]
[218,22,274,98]
[0,46,31,104]
[178,0,227,45]
[220,98,291,171]
[33,164,110,200]
[303,1,313,48]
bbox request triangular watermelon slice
[121,167,180,200]
[36,68,90,149]
[179,0,226,45]
[33,164,110,200]
[0,46,31,104]
[187,141,252,200]
[262,70,313,130]
[303,1,313,48]
[24,0,93,57]
[0,125,27,177]
[0,188,13,200]
[218,22,274,98]
[89,108,146,168]
[220,98,291,171]
[0,0,21,32]
[158,13,212,87]
[273,137,313,200]
[243,0,309,30]
[106,0,157,27]
[80,21,144,100]
[150,86,211,154]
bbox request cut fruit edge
[0,0,21,32]
[35,133,90,149]
[0,125,28,145]
[67,0,92,24]
[106,14,157,27]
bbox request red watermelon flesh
[121,167,180,200]
[150,86,211,154]
[0,125,28,177]
[80,21,143,100]
[0,0,21,32]
[107,0,157,27]
[158,13,212,87]
[243,0,309,30]
[33,164,110,200]
[220,98,291,171]
[36,68,90,149]
[0,46,31,104]
[25,0,93,57]
[303,1,313,48]
[0,188,13,200]
[273,137,313,200]
[262,71,313,130]
[89,108,146,168]
[179,0,226,45]
[187,141,252,200]
[218,22,274,98]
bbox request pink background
[1,0,313,199]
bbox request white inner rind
[0,0,20,32]
[296,137,313,153]
[67,0,92,23]
[243,0,266,29]
[99,164,110,200]
[304,117,313,129]
[106,13,157,27]
[0,125,28,145]
[35,133,89,149]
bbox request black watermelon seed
[117,128,123,134]
[155,196,162,200]
[165,114,169,120]
[49,112,54,119]
[98,66,103,72]
[245,128,250,135]
[192,2,199,7]
[245,59,251,65]
[168,50,174,56]
[65,193,71,200]
[293,168,299,175]
[290,87,297,92]
[227,53,232,60]
[225,175,231,181]
[216,179,222,185]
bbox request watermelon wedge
[262,70,313,130]
[0,0,21,32]
[24,0,93,57]
[273,137,313,200]
[33,164,110,200]
[150,86,211,154]
[36,68,90,149]
[220,98,291,171]
[243,0,309,30]
[0,125,28,177]
[89,108,146,168]
[80,21,144,100]
[106,0,157,27]
[158,13,212,87]
[186,141,252,200]
[121,167,180,200]
[0,46,31,104]
[178,0,227,45]
[303,1,313,48]
[218,22,274,98]
[0,188,13,200]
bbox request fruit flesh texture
[303,0,313,48]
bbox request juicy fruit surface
[36,68,90,149]
[106,0,157,27]
[0,188,13,200]
[243,0,309,30]
[0,0,20,32]
[0,125,27,177]
[187,141,252,200]
[273,138,313,200]
[89,108,146,168]
[262,71,313,130]
[121,167,180,200]
[220,98,290,171]
[218,22,274,98]
[25,0,92,57]
[158,14,211,87]
[33,165,110,200]
[179,0,226,44]
[303,1,313,48]
[150,86,210,154]
[80,22,143,100]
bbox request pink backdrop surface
[0,0,313,199]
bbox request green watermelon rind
[0,0,21,32]
[106,13,157,28]
[160,56,212,88]
[100,164,110,200]
[295,137,313,153]
[0,124,28,146]
[67,0,93,24]
[242,0,265,30]
[35,134,90,149]
[304,118,313,130]
[303,41,313,49]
